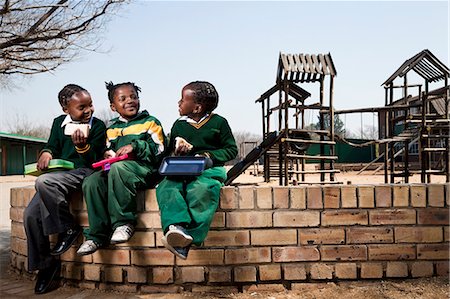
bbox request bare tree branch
[0,0,127,86]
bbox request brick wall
[9,183,449,293]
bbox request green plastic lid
[24,159,75,176]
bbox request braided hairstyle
[58,84,87,108]
[105,81,141,103]
[184,81,219,113]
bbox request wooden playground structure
[226,50,449,186]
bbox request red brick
[368,245,415,260]
[238,186,254,209]
[176,249,224,266]
[283,263,307,280]
[104,266,123,282]
[347,227,393,244]
[324,187,340,208]
[131,249,174,266]
[234,266,257,282]
[11,222,26,240]
[394,227,443,243]
[410,185,426,207]
[386,262,408,277]
[60,247,93,263]
[290,187,306,209]
[272,246,319,262]
[126,267,148,283]
[418,208,449,225]
[141,285,182,294]
[417,244,449,260]
[10,207,24,223]
[204,230,250,246]
[341,186,357,208]
[180,266,205,283]
[393,185,409,207]
[207,266,231,282]
[255,187,272,209]
[428,184,445,207]
[358,186,374,208]
[63,263,83,280]
[299,228,345,245]
[375,185,392,207]
[225,248,270,264]
[436,261,449,276]
[322,210,368,226]
[273,187,289,209]
[411,261,434,277]
[320,245,367,261]
[211,212,225,228]
[115,231,155,248]
[92,249,130,265]
[259,264,281,280]
[152,267,173,284]
[307,187,323,209]
[220,187,237,209]
[136,212,161,229]
[274,211,320,227]
[227,211,272,228]
[83,264,101,281]
[144,189,159,211]
[369,209,416,225]
[309,263,333,279]
[445,226,449,242]
[251,229,297,246]
[335,263,357,279]
[360,262,383,278]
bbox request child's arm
[74,118,107,164]
[198,118,238,164]
[130,118,166,164]
[38,117,62,170]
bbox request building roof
[382,49,450,86]
[0,132,47,143]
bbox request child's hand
[116,145,133,156]
[71,129,87,148]
[104,150,116,159]
[37,152,52,170]
[174,137,193,156]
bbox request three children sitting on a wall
[23,81,237,294]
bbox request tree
[7,113,50,138]
[0,0,127,87]
[313,113,346,136]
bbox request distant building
[0,132,46,175]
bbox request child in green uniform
[77,81,166,255]
[157,81,237,259]
[24,84,106,294]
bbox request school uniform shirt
[169,113,238,166]
[41,115,107,168]
[106,110,166,166]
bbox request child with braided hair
[77,81,166,255]
[23,84,106,294]
[157,81,238,259]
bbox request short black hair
[58,84,87,108]
[184,81,219,113]
[105,81,141,103]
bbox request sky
[1,0,449,137]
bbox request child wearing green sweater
[77,81,166,255]
[157,81,237,259]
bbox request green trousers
[156,166,226,246]
[82,161,154,245]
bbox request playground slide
[225,131,281,185]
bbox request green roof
[0,131,47,143]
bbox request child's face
[110,85,140,120]
[178,87,202,117]
[63,91,94,123]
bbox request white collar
[179,114,209,124]
[61,115,93,127]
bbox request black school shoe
[50,225,82,256]
[34,260,61,294]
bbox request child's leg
[24,193,53,271]
[185,167,227,245]
[107,161,152,229]
[156,178,189,233]
[34,168,93,236]
[82,171,110,245]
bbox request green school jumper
[82,110,166,245]
[156,113,237,245]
